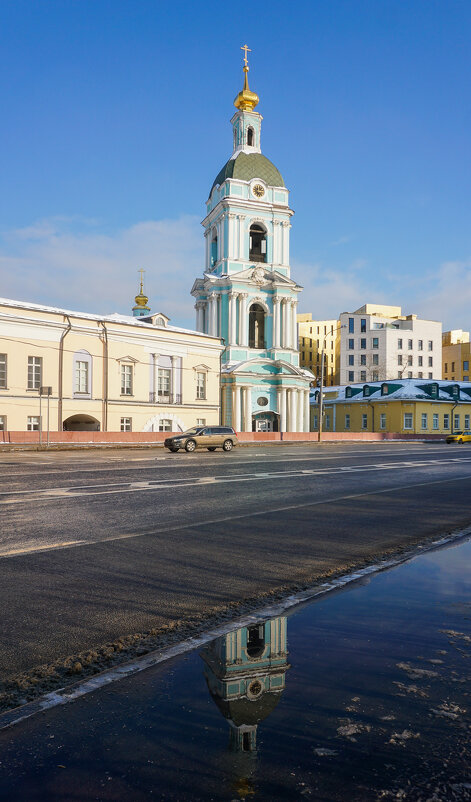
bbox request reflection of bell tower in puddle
[201,616,289,757]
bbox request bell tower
[191,48,313,433]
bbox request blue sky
[0,0,470,330]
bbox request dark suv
[164,426,239,453]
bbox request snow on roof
[310,378,471,404]
[0,296,221,340]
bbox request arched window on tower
[249,303,265,349]
[249,224,267,263]
[210,231,218,267]
[247,126,254,147]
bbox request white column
[228,214,236,259]
[232,385,241,431]
[228,293,237,345]
[281,300,286,348]
[220,215,225,262]
[283,299,291,348]
[194,303,200,331]
[282,222,290,266]
[288,388,297,432]
[304,389,310,432]
[291,300,298,351]
[171,355,178,403]
[238,215,245,260]
[209,293,217,336]
[297,388,304,433]
[244,385,251,432]
[278,386,287,433]
[152,354,159,402]
[272,221,279,265]
[240,293,248,347]
[273,296,281,349]
[205,232,210,270]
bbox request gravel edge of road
[1,523,470,728]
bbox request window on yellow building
[345,413,350,430]
[380,413,386,430]
[464,361,469,371]
[454,414,460,430]
[361,413,368,429]
[421,413,428,429]
[0,416,6,431]
[443,414,450,430]
[403,413,413,430]
[27,416,41,431]
[27,356,42,390]
[120,417,132,432]
[433,413,439,429]
[121,364,133,396]
[465,414,470,430]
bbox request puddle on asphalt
[1,537,471,801]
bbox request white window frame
[403,413,413,430]
[196,418,206,426]
[196,371,206,400]
[421,413,428,430]
[121,363,133,396]
[379,413,386,430]
[0,354,7,390]
[443,413,450,430]
[75,360,89,394]
[361,413,368,430]
[432,413,439,430]
[158,418,173,432]
[120,417,132,432]
[465,414,470,430]
[344,413,350,430]
[27,416,41,431]
[0,415,6,431]
[454,414,460,431]
[158,368,171,397]
[28,356,42,390]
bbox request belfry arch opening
[246,624,265,658]
[247,126,254,146]
[249,224,267,263]
[248,303,265,349]
[210,231,218,267]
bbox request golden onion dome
[234,66,259,112]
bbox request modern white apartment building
[339,304,442,386]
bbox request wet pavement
[0,535,470,801]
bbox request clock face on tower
[252,183,265,198]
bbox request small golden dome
[234,67,259,112]
[234,46,259,112]
[132,269,150,315]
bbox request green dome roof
[211,152,284,193]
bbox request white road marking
[1,458,471,505]
[2,473,470,558]
[0,445,457,480]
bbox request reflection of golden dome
[234,66,259,112]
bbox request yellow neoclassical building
[0,296,223,434]
[311,379,471,435]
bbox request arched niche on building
[249,303,266,349]
[63,414,100,432]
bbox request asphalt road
[1,441,471,679]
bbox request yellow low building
[0,297,223,433]
[297,313,340,386]
[311,379,471,435]
[442,330,471,381]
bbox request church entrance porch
[253,411,279,432]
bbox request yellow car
[446,431,471,444]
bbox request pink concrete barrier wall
[0,430,446,446]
